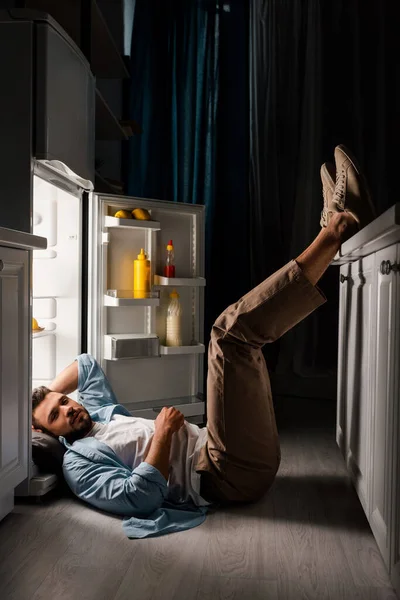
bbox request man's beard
[65,411,93,444]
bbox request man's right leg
[197,212,358,504]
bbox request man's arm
[50,360,78,395]
[144,406,185,480]
[63,451,168,518]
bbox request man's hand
[154,406,185,438]
[144,407,185,480]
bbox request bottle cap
[167,239,174,251]
[137,248,147,260]
[170,289,179,299]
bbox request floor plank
[0,427,396,600]
[196,575,279,600]
[114,525,207,600]
[202,491,277,580]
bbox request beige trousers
[196,260,326,504]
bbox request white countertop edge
[0,227,47,250]
[332,203,400,264]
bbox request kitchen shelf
[96,89,128,141]
[104,216,161,231]
[91,0,130,79]
[154,275,206,287]
[120,120,142,137]
[104,291,160,307]
[160,343,205,356]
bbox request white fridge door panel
[32,172,82,391]
[90,193,206,420]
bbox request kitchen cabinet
[0,229,46,522]
[333,204,400,591]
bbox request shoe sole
[336,145,377,219]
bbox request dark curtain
[249,0,400,384]
[127,0,249,340]
[127,0,219,210]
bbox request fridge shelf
[104,216,161,231]
[160,344,205,356]
[32,330,54,339]
[104,290,160,307]
[126,396,205,420]
[154,275,206,287]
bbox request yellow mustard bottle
[133,248,150,298]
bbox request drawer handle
[0,260,3,272]
[340,274,349,284]
[380,260,400,275]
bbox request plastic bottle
[164,240,175,278]
[133,248,150,299]
[166,289,182,346]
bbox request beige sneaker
[320,162,336,227]
[332,145,376,229]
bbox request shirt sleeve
[63,452,168,517]
[76,353,119,411]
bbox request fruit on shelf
[114,210,132,219]
[132,208,151,221]
[32,317,44,332]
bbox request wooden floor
[0,426,397,600]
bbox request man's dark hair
[32,386,55,436]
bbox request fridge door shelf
[154,275,206,287]
[160,343,205,356]
[104,216,161,231]
[104,333,160,360]
[32,330,54,339]
[33,249,57,259]
[125,396,205,420]
[105,290,160,307]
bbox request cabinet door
[337,262,351,457]
[0,247,29,500]
[338,256,375,516]
[390,245,400,589]
[370,245,398,568]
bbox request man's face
[33,392,92,442]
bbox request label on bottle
[166,315,182,346]
[164,265,176,278]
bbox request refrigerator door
[32,161,89,396]
[89,193,206,424]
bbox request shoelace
[322,186,328,208]
[320,207,330,227]
[333,167,346,208]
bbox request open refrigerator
[25,160,206,496]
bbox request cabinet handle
[0,260,3,272]
[340,274,349,283]
[380,260,400,275]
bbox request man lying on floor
[32,353,210,537]
[31,145,376,538]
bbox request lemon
[32,318,43,332]
[132,208,151,221]
[114,210,132,219]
